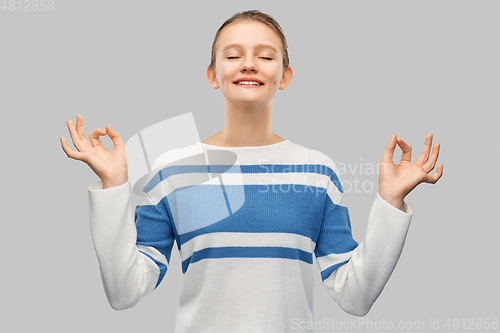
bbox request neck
[214,99,283,147]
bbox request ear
[280,66,293,89]
[206,65,217,87]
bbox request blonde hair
[209,10,290,72]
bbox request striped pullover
[87,139,413,332]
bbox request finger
[76,114,86,140]
[423,163,443,184]
[381,134,397,163]
[106,125,125,149]
[67,118,90,152]
[415,133,433,166]
[396,137,412,163]
[89,128,107,148]
[422,142,440,173]
[60,136,83,160]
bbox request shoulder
[290,141,344,203]
[288,141,340,175]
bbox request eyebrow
[222,43,278,53]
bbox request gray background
[2,0,499,332]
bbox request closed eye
[226,57,273,60]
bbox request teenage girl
[60,9,443,332]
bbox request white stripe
[147,172,341,206]
[137,245,169,268]
[177,257,315,331]
[152,141,337,169]
[316,250,354,271]
[179,232,316,261]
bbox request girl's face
[211,20,291,107]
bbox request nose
[240,57,258,72]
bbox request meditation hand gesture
[60,115,129,189]
[377,133,443,209]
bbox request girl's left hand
[378,133,443,209]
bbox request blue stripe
[320,259,350,281]
[135,204,175,261]
[175,184,326,245]
[314,205,358,258]
[143,163,342,194]
[139,251,168,288]
[181,246,313,273]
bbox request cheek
[267,66,284,83]
[218,68,237,84]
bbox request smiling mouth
[233,81,264,86]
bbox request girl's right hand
[61,115,129,189]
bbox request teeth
[237,81,261,85]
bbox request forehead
[217,20,281,54]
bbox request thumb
[380,134,397,163]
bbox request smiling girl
[61,9,443,333]
[202,13,291,147]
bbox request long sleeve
[315,188,412,316]
[87,179,175,310]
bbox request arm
[61,115,176,310]
[317,133,441,315]
[317,194,412,316]
[88,179,175,310]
